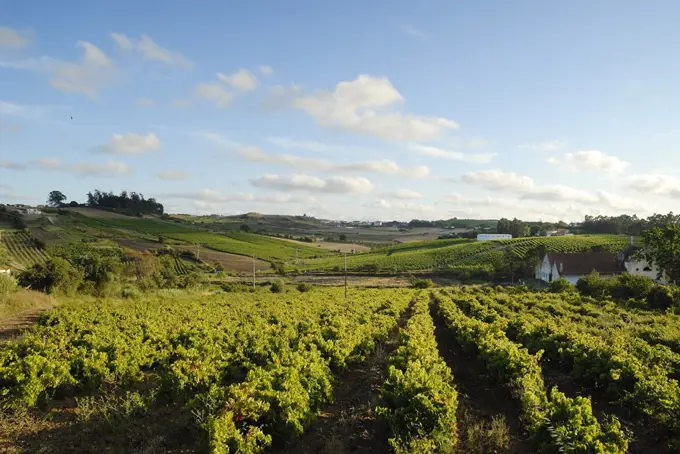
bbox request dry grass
[0,289,53,319]
[277,237,371,253]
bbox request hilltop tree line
[86,190,164,215]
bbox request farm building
[24,208,42,215]
[535,250,664,284]
[476,233,512,241]
[535,252,623,284]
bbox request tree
[47,191,67,207]
[240,224,251,233]
[639,224,680,284]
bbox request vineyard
[2,284,673,452]
[298,234,630,273]
[1,231,50,270]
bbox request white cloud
[0,26,31,48]
[628,174,680,198]
[135,97,155,107]
[280,75,458,142]
[520,185,598,203]
[401,24,432,41]
[364,199,435,215]
[71,160,131,176]
[48,41,117,97]
[0,100,54,121]
[266,137,369,154]
[218,69,258,91]
[518,140,567,152]
[467,137,489,149]
[94,132,162,155]
[156,170,189,180]
[1,158,130,176]
[192,131,242,148]
[251,174,374,194]
[410,144,496,164]
[165,189,253,203]
[461,169,535,192]
[110,33,192,67]
[237,145,429,178]
[392,189,424,199]
[549,150,629,173]
[260,65,273,75]
[193,82,234,107]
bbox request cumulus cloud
[135,97,155,107]
[237,146,429,178]
[0,100,55,121]
[392,189,424,199]
[251,174,374,194]
[156,170,189,180]
[163,189,318,207]
[110,33,192,67]
[273,75,458,142]
[0,26,31,48]
[37,41,116,97]
[461,169,535,192]
[517,140,567,152]
[193,82,234,107]
[217,69,258,91]
[94,132,162,155]
[410,144,496,164]
[549,150,629,173]
[628,174,680,198]
[260,65,273,75]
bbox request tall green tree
[639,224,680,283]
[47,190,67,207]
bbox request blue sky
[1,0,678,221]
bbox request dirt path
[275,301,414,454]
[0,303,51,344]
[429,301,532,454]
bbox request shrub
[270,280,284,293]
[611,273,655,301]
[575,271,613,298]
[647,285,675,310]
[221,282,254,293]
[18,258,83,295]
[0,274,19,304]
[549,278,574,293]
[121,285,141,299]
[411,279,433,289]
[296,282,312,293]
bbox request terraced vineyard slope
[1,231,50,270]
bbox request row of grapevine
[376,294,458,452]
[1,231,49,269]
[434,292,629,452]
[0,288,412,452]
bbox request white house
[477,233,512,241]
[535,252,624,284]
[25,208,42,215]
[617,241,667,283]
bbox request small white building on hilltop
[477,233,512,241]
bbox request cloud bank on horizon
[1,1,678,222]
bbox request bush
[549,278,574,293]
[18,258,83,295]
[296,282,312,293]
[0,274,19,304]
[411,278,433,289]
[575,271,613,298]
[647,285,675,310]
[611,273,655,301]
[121,285,141,299]
[221,282,254,293]
[270,280,284,293]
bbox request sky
[1,0,679,222]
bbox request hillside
[1,209,337,273]
[297,234,631,273]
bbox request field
[3,285,674,452]
[1,231,50,270]
[298,235,630,273]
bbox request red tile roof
[548,252,624,276]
